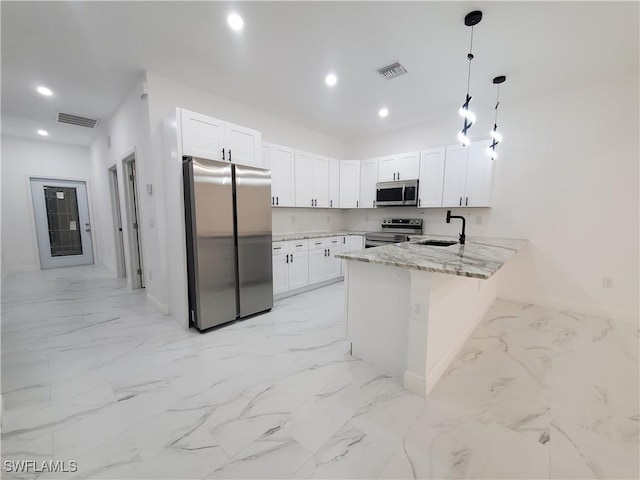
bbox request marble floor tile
[1,266,638,479]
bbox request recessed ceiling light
[378,108,389,118]
[325,73,337,86]
[37,86,53,96]
[227,13,244,31]
[37,129,49,136]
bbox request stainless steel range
[365,218,423,248]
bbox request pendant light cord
[494,84,501,125]
[466,26,474,95]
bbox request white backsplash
[271,208,347,234]
[272,206,494,237]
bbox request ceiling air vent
[57,112,99,129]
[377,62,408,80]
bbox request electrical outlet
[602,277,613,288]
[414,304,421,315]
[476,216,483,225]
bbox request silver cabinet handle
[272,196,274,205]
[373,200,376,207]
[85,228,91,232]
[465,197,468,206]
[393,173,396,180]
[330,200,333,207]
[356,200,359,208]
[459,197,462,206]
[222,148,225,161]
[398,172,400,180]
[276,196,279,205]
[285,254,289,263]
[228,149,232,162]
[311,199,314,207]
[290,254,294,263]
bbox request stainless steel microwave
[375,180,419,206]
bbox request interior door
[30,178,94,269]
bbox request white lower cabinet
[272,253,289,296]
[272,240,309,295]
[288,250,309,290]
[274,235,349,296]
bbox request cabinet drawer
[290,239,308,251]
[327,236,342,247]
[309,237,329,250]
[272,242,287,255]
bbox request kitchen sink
[416,240,458,247]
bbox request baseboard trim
[274,277,343,301]
[146,292,169,315]
[498,291,639,325]
[403,370,426,397]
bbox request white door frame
[108,165,126,278]
[122,153,145,289]
[29,177,94,269]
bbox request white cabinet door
[326,247,341,280]
[339,160,360,208]
[418,147,446,208]
[360,159,378,208]
[328,158,340,208]
[377,155,398,182]
[308,248,327,284]
[465,140,493,207]
[180,109,224,161]
[397,151,420,180]
[225,122,262,168]
[312,155,329,208]
[272,253,289,295]
[262,145,271,170]
[267,143,295,207]
[289,250,309,290]
[294,150,314,207]
[442,145,468,207]
[350,235,364,251]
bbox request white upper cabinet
[180,109,262,167]
[377,151,420,182]
[360,159,378,208]
[312,155,329,208]
[224,122,262,168]
[339,160,360,208]
[265,142,294,207]
[442,140,493,207]
[180,109,224,161]
[377,155,398,182]
[294,150,328,207]
[294,149,314,207]
[328,158,340,208]
[418,147,446,208]
[465,140,493,207]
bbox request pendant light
[458,10,482,147]
[488,75,506,160]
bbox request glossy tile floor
[1,265,638,479]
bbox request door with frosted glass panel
[30,178,94,269]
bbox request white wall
[346,74,639,321]
[1,136,94,277]
[89,77,165,310]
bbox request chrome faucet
[446,210,466,245]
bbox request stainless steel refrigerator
[183,156,273,331]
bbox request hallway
[1,266,638,479]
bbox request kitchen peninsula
[336,235,527,397]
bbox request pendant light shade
[458,11,482,147]
[488,75,506,160]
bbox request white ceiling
[2,1,638,146]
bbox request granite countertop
[273,231,371,242]
[335,234,528,279]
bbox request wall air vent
[377,62,408,80]
[57,112,99,129]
